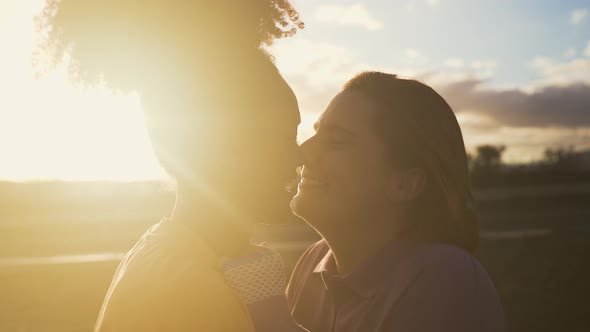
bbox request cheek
[326,149,390,202]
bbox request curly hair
[35,0,303,90]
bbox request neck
[171,188,254,258]
[321,210,403,275]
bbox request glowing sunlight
[0,1,167,181]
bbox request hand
[221,246,287,305]
[221,247,310,331]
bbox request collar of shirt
[312,240,423,299]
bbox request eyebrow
[313,122,356,137]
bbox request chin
[290,191,323,225]
[256,207,294,225]
[255,189,296,224]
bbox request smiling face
[292,71,480,252]
[290,90,396,232]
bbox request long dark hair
[343,71,479,253]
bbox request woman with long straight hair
[284,71,506,331]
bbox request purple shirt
[286,240,506,332]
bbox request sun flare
[0,1,167,182]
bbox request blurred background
[1,0,589,331]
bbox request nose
[294,143,304,168]
[298,134,318,165]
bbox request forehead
[271,85,301,124]
[256,67,300,122]
[254,88,300,132]
[251,58,300,126]
[229,74,301,133]
[316,90,377,132]
[233,103,299,149]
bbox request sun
[0,1,167,182]
[0,70,168,182]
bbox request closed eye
[319,127,354,145]
[314,122,355,139]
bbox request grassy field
[477,231,590,332]
[1,182,589,331]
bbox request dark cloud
[285,69,590,129]
[435,79,590,128]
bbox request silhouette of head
[38,0,304,225]
[291,71,478,253]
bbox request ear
[387,168,426,204]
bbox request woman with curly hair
[37,1,307,331]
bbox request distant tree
[466,151,474,171]
[472,145,506,171]
[543,146,575,168]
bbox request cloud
[271,39,590,161]
[404,48,430,65]
[406,0,440,12]
[275,40,590,129]
[313,3,384,31]
[419,58,498,85]
[445,58,465,68]
[285,38,588,126]
[564,48,577,58]
[270,38,371,118]
[466,59,497,78]
[289,68,590,159]
[585,41,590,57]
[529,56,590,87]
[435,79,590,128]
[425,0,440,8]
[570,8,588,25]
[471,59,497,70]
[270,38,369,88]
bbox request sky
[0,0,589,180]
